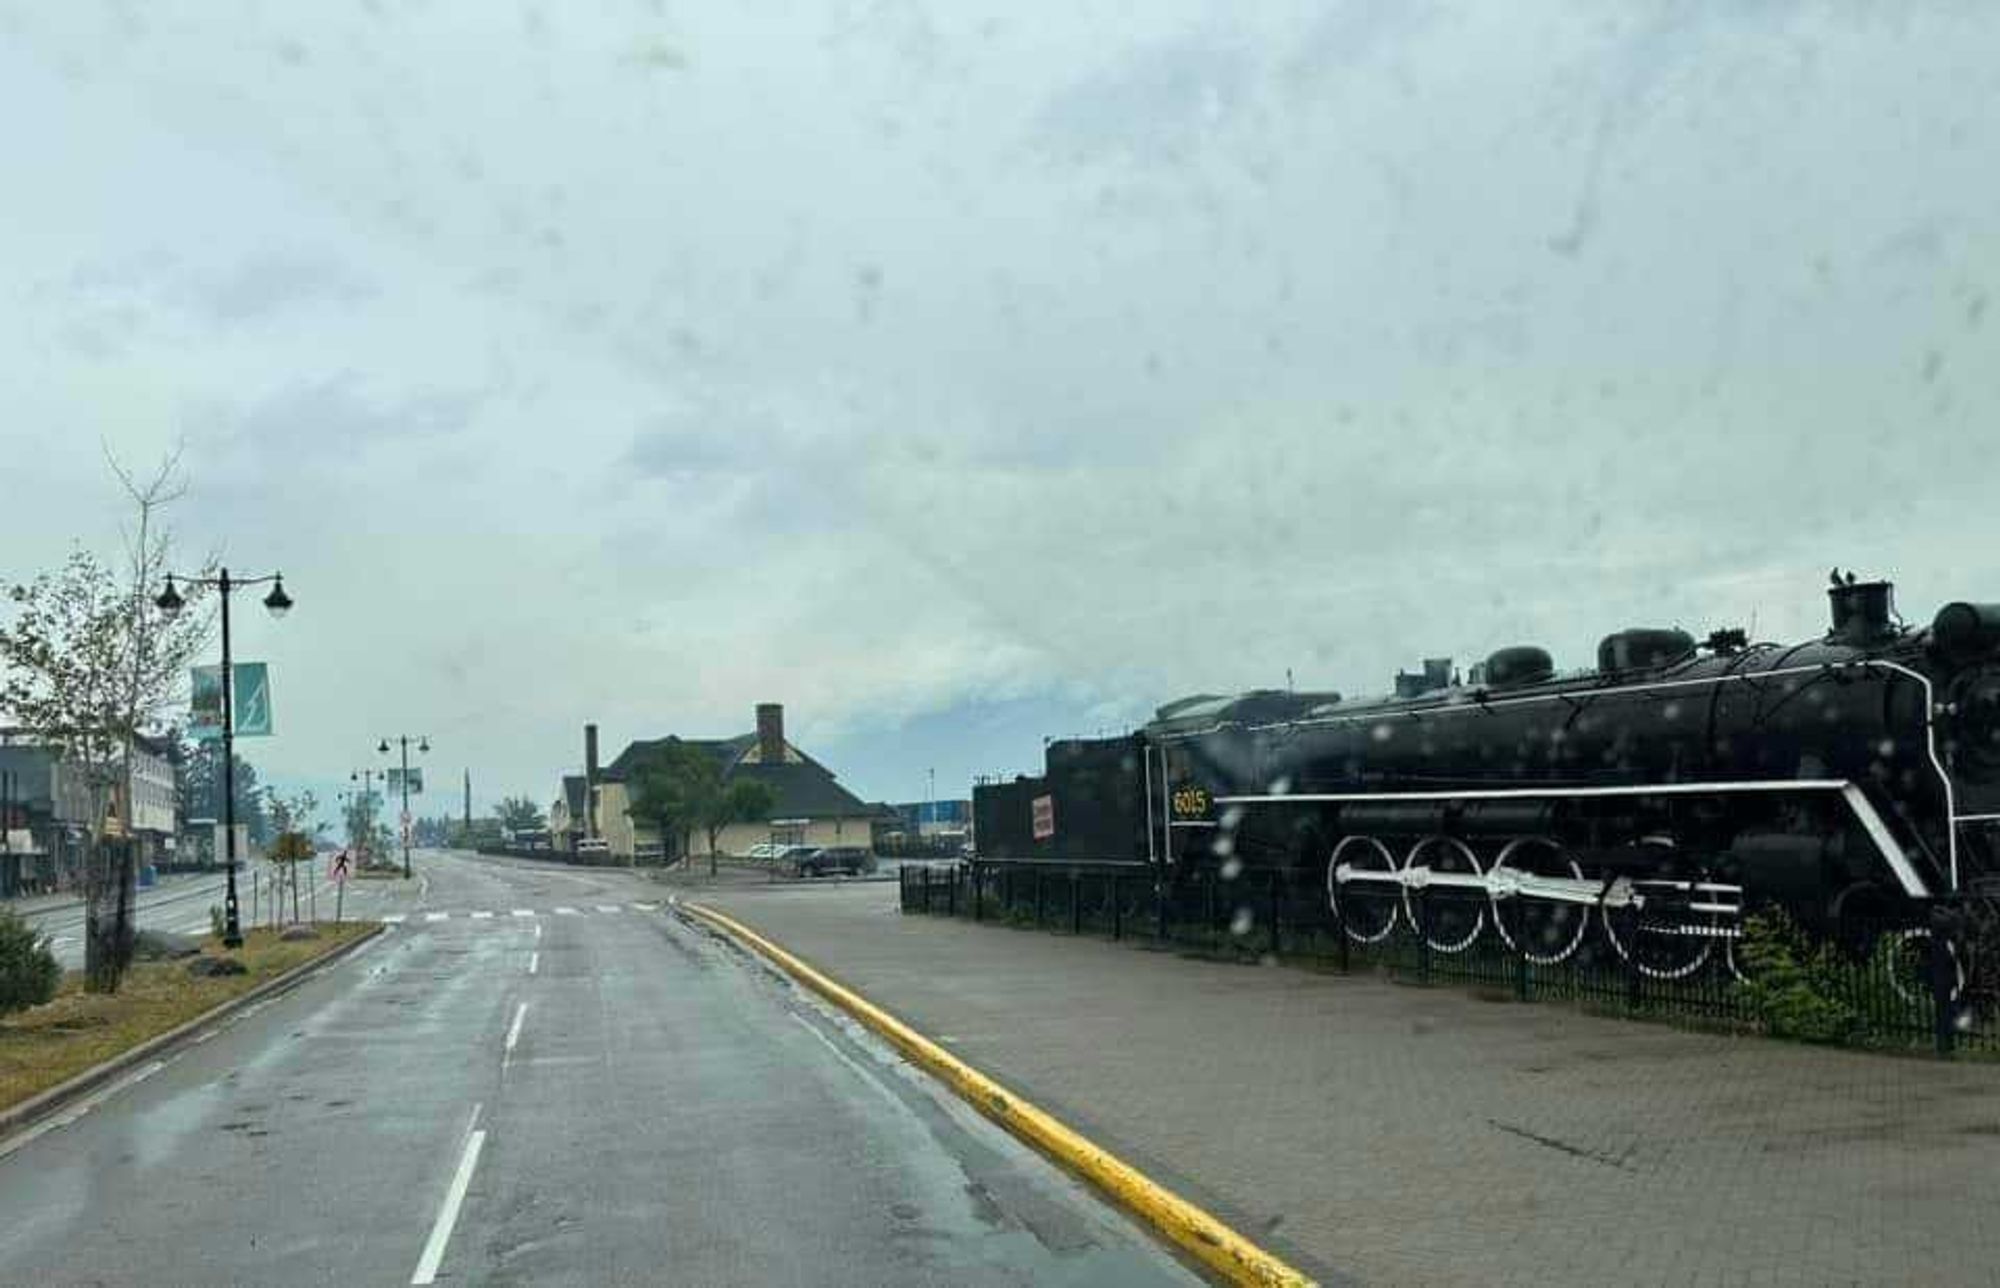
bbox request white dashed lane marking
[376,903,669,929]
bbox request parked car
[793,846,875,877]
[746,842,784,861]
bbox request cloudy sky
[2,3,1995,816]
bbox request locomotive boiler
[974,574,2000,982]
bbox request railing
[899,860,1998,1058]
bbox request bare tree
[265,787,321,924]
[0,446,213,991]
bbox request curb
[0,923,388,1141]
[681,901,1316,1288]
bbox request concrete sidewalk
[702,882,2000,1288]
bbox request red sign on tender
[1030,794,1055,840]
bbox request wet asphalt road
[0,850,1198,1287]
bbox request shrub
[0,910,62,1016]
[1733,911,1862,1043]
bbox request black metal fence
[899,860,1999,1059]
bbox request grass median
[0,922,378,1115]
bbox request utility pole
[463,769,471,832]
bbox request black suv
[793,846,875,877]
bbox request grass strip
[0,922,378,1113]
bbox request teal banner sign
[189,663,274,740]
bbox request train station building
[579,704,886,861]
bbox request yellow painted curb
[683,901,1317,1288]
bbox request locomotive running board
[1217,779,1934,900]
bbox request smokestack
[1828,577,1896,645]
[585,723,600,838]
[756,704,785,764]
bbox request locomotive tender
[974,575,2000,980]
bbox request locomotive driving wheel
[1596,839,1725,980]
[1328,835,1400,944]
[1402,836,1487,954]
[1489,837,1592,965]
[1603,904,1716,980]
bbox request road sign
[388,768,425,796]
[331,851,350,884]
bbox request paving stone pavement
[697,881,2000,1288]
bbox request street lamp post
[155,568,292,950]
[379,735,429,879]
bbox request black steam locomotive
[974,575,2000,982]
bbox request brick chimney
[756,704,785,764]
[584,723,600,838]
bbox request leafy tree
[265,787,321,842]
[0,447,215,991]
[626,743,779,875]
[495,795,545,834]
[342,788,381,858]
[625,740,713,867]
[704,779,777,876]
[176,740,270,844]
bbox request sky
[2,3,1996,821]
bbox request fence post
[1931,912,1957,1059]
[1034,868,1044,928]
[1623,909,1643,1013]
[1511,897,1529,1002]
[1156,874,1168,942]
[947,865,958,917]
[1071,871,1083,934]
[1112,875,1123,941]
[1417,885,1432,984]
[1204,869,1217,949]
[1268,871,1282,958]
[972,864,983,923]
[921,865,931,914]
